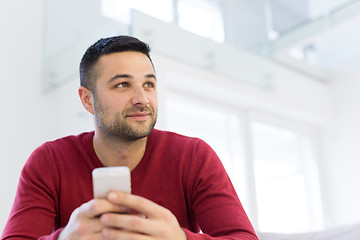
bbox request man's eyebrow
[108,74,132,83]
[146,74,157,80]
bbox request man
[2,36,258,239]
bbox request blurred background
[1,0,360,235]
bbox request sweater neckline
[86,130,158,178]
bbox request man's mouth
[126,112,151,121]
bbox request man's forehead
[94,52,155,79]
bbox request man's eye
[144,82,155,88]
[116,82,130,88]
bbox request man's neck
[93,131,148,171]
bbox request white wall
[324,71,360,227]
[0,0,94,233]
[0,0,46,232]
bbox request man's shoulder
[36,131,95,154]
[46,131,94,144]
[148,129,219,169]
[150,129,208,149]
[151,129,201,142]
[25,131,96,167]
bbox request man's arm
[1,147,60,240]
[182,140,259,240]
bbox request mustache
[124,105,153,115]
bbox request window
[177,0,225,42]
[251,121,323,233]
[101,0,225,43]
[101,0,173,24]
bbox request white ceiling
[267,0,360,79]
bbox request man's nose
[131,87,149,106]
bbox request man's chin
[123,124,155,140]
[122,130,153,141]
[128,118,156,132]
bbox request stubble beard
[94,100,157,142]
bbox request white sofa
[258,222,360,240]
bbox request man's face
[92,51,158,141]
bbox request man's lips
[126,112,151,120]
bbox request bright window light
[101,0,225,43]
[101,0,173,24]
[251,121,322,233]
[178,0,225,43]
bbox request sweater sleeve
[184,140,258,240]
[1,145,62,240]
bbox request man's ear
[79,86,95,115]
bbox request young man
[2,36,258,239]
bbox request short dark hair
[79,35,152,92]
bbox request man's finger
[79,199,130,218]
[107,192,172,220]
[101,213,158,236]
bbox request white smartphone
[92,166,131,199]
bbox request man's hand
[100,192,187,240]
[58,192,187,240]
[58,198,129,240]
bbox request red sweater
[2,129,258,239]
